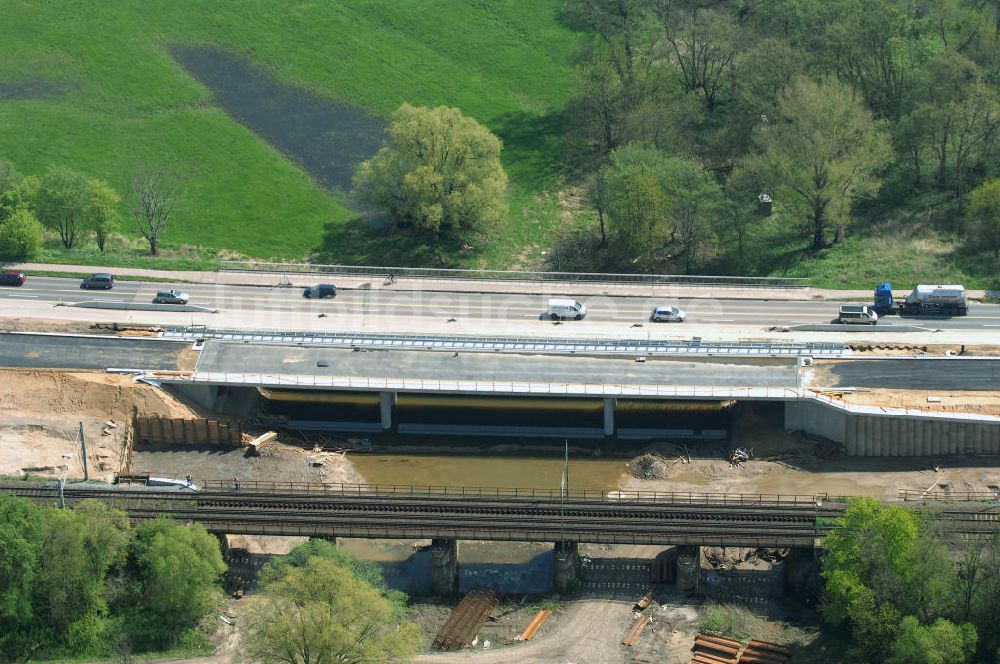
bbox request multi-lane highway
[3,276,999,330]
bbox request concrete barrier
[70,300,217,313]
[789,324,934,333]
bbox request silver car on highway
[152,289,190,304]
[651,306,686,322]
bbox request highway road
[198,342,801,388]
[2,333,998,391]
[3,276,1000,330]
[0,332,187,370]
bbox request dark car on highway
[80,273,115,290]
[0,271,25,286]
[303,283,336,299]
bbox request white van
[547,298,587,320]
[838,304,878,325]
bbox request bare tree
[126,167,176,256]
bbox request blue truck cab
[874,282,894,314]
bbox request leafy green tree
[822,498,922,659]
[0,495,49,659]
[123,519,225,649]
[241,555,421,664]
[598,144,723,272]
[887,616,977,664]
[85,179,120,253]
[967,178,1000,256]
[35,166,91,249]
[653,2,740,111]
[0,207,45,259]
[38,501,131,652]
[353,104,508,245]
[750,75,891,249]
[898,54,1000,199]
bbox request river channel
[338,453,630,594]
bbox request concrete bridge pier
[676,545,701,594]
[214,532,230,557]
[784,547,818,598]
[553,541,579,592]
[603,398,616,437]
[379,391,396,431]
[430,538,459,595]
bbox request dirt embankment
[0,368,201,481]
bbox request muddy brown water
[171,44,385,190]
[349,453,628,491]
[338,454,628,594]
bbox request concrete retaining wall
[785,400,1000,456]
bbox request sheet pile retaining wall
[785,401,1000,456]
[135,415,242,447]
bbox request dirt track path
[416,596,633,664]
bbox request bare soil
[837,388,1000,416]
[0,369,201,480]
[131,439,365,487]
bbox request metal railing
[899,489,1000,502]
[152,371,810,399]
[193,480,830,505]
[163,327,845,357]
[220,260,810,289]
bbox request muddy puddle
[171,44,385,189]
[350,453,628,491]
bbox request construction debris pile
[689,633,790,664]
[628,452,669,480]
[729,447,753,468]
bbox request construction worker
[185,474,193,487]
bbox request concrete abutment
[553,541,579,592]
[430,538,459,595]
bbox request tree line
[821,497,1000,663]
[559,0,1000,273]
[0,160,177,260]
[0,493,225,661]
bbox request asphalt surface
[820,358,1000,390]
[4,276,1000,329]
[197,342,801,388]
[0,333,187,370]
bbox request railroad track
[2,483,995,546]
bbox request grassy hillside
[0,1,579,264]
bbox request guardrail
[219,260,810,289]
[899,489,1000,502]
[186,480,832,505]
[163,327,845,357]
[152,372,810,399]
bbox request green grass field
[0,1,579,264]
[2,1,996,289]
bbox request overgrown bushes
[0,493,225,661]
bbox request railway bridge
[5,482,998,593]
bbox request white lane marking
[983,324,1000,327]
[700,318,735,322]
[3,294,39,298]
[612,316,639,320]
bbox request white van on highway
[547,298,587,320]
[838,304,878,325]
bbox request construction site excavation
[2,322,1000,663]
